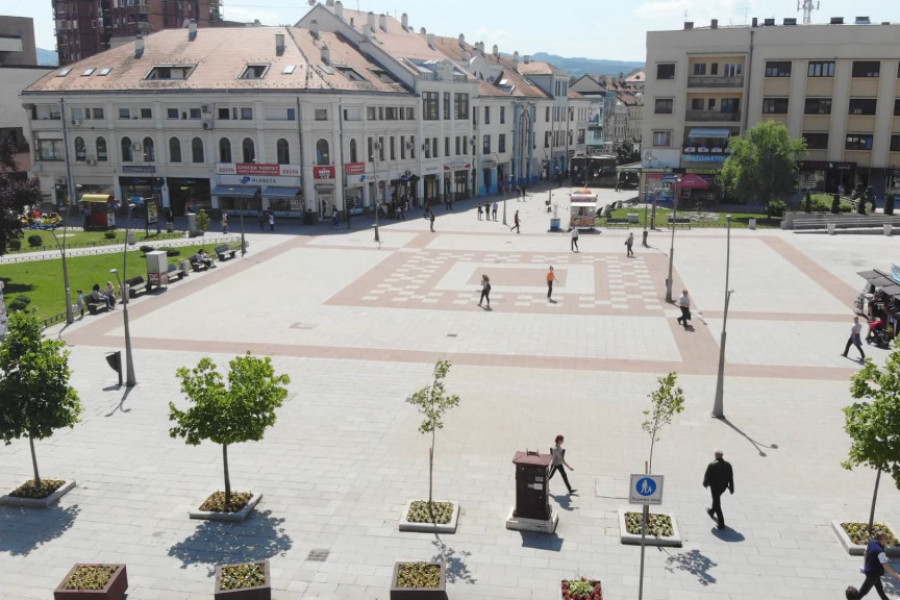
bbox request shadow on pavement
[663,548,718,585]
[549,493,578,512]
[519,530,563,551]
[712,526,745,542]
[104,385,134,417]
[431,536,476,584]
[167,509,291,574]
[718,417,779,457]
[0,504,80,556]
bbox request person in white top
[842,316,866,361]
[676,289,691,327]
[570,226,579,252]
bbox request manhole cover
[306,549,329,562]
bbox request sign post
[630,473,664,600]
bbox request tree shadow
[0,504,80,556]
[663,548,717,585]
[549,493,578,512]
[167,509,291,575]
[0,277,36,296]
[717,417,779,457]
[104,385,134,417]
[431,536,476,584]
[519,530,564,551]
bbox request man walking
[676,289,692,327]
[510,210,521,233]
[842,316,866,361]
[428,208,435,233]
[546,266,555,301]
[570,226,579,252]
[852,532,900,599]
[549,434,575,494]
[492,202,498,221]
[625,232,635,257]
[703,450,734,530]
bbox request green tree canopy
[169,353,290,506]
[0,310,81,487]
[0,136,44,256]
[719,121,807,209]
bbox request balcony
[687,75,744,88]
[685,110,740,123]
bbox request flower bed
[9,478,65,499]
[54,563,128,600]
[618,509,682,547]
[214,560,270,600]
[562,578,602,600]
[832,521,900,557]
[390,562,447,600]
[406,501,454,524]
[189,491,262,522]
[624,512,674,536]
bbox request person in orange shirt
[547,266,555,300]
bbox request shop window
[803,132,828,150]
[121,137,134,162]
[315,139,329,165]
[655,98,674,114]
[808,61,835,77]
[845,134,873,151]
[192,137,204,163]
[219,138,232,163]
[350,138,358,163]
[276,139,290,164]
[848,98,877,115]
[169,137,182,162]
[96,137,108,161]
[242,138,255,163]
[764,61,791,77]
[656,63,675,79]
[74,136,86,161]
[762,98,789,114]
[852,61,880,78]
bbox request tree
[719,121,806,215]
[0,310,81,489]
[406,360,460,506]
[195,208,210,234]
[641,372,686,473]
[842,342,900,536]
[0,136,43,256]
[169,353,290,507]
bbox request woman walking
[549,434,575,494]
[478,274,491,308]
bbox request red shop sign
[314,166,336,179]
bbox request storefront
[313,165,336,218]
[119,167,156,208]
[445,160,471,201]
[344,162,367,215]
[166,178,211,216]
[797,160,856,194]
[215,163,302,218]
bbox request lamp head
[109,268,118,274]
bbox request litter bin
[827,223,836,235]
[885,224,893,237]
[549,218,561,232]
[748,218,757,230]
[105,351,122,386]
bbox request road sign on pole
[629,474,664,505]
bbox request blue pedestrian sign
[629,474,664,505]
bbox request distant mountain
[529,52,644,78]
[37,48,58,67]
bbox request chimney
[751,17,758,27]
[367,11,376,32]
[830,16,844,24]
[684,21,693,30]
[134,35,144,58]
[458,33,465,46]
[492,44,499,57]
[321,44,331,65]
[783,17,797,25]
[420,27,426,35]
[512,50,519,68]
[711,19,718,29]
[310,19,320,39]
[379,13,387,32]
[524,54,530,64]
[325,0,334,6]
[188,19,197,41]
[427,33,435,49]
[854,16,870,24]
[275,33,285,55]
[334,1,343,20]
[401,13,408,30]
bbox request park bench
[122,275,148,298]
[215,244,237,261]
[793,215,900,231]
[667,217,692,229]
[85,297,109,315]
[605,217,631,228]
[168,262,188,280]
[190,255,213,271]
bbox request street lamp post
[664,178,680,303]
[712,215,733,418]
[110,202,137,387]
[240,197,246,257]
[642,152,652,246]
[373,140,381,245]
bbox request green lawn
[2,244,210,323]
[609,207,781,229]
[7,229,184,254]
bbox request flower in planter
[9,478,65,499]
[62,565,118,590]
[841,522,899,546]
[219,562,267,590]
[624,512,674,537]
[396,562,442,589]
[561,577,602,600]
[406,500,454,524]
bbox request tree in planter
[406,360,460,510]
[169,353,290,508]
[842,341,900,537]
[0,310,81,491]
[641,371,686,473]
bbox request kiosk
[80,194,117,230]
[569,189,598,230]
[505,451,558,533]
[146,250,169,289]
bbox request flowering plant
[561,578,602,600]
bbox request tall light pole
[59,97,77,325]
[373,140,381,245]
[712,215,733,418]
[110,203,136,387]
[240,196,247,257]
[664,178,680,303]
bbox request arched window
[74,136,86,161]
[349,138,358,163]
[169,137,182,163]
[242,137,255,163]
[191,137,204,163]
[219,138,232,163]
[96,137,108,162]
[142,136,155,162]
[121,137,133,162]
[276,138,290,164]
[316,139,330,165]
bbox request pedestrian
[510,210,521,233]
[429,209,435,233]
[570,226,579,252]
[478,274,491,307]
[702,449,734,530]
[850,531,900,599]
[268,211,275,231]
[842,316,866,361]
[546,266,555,300]
[625,231,635,257]
[257,210,265,231]
[221,211,228,233]
[642,228,649,248]
[549,434,575,494]
[477,204,483,220]
[332,209,340,228]
[676,289,691,327]
[492,202,498,221]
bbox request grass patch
[609,207,780,229]
[6,229,183,254]
[1,244,210,323]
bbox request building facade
[643,16,900,198]
[571,73,643,155]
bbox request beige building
[643,16,900,197]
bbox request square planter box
[214,560,271,600]
[831,521,900,557]
[189,492,262,522]
[561,578,603,600]
[54,564,127,600]
[390,562,447,600]
[0,479,76,508]
[618,509,682,547]
[398,500,459,534]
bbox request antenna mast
[798,0,820,24]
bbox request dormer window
[57,68,72,77]
[81,68,96,76]
[337,66,366,81]
[146,65,196,80]
[241,64,270,79]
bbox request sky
[7,0,900,62]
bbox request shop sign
[123,165,156,173]
[314,166,336,179]
[798,161,855,171]
[215,164,301,176]
[681,154,727,164]
[345,162,366,175]
[444,160,470,170]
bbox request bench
[122,275,148,298]
[85,298,109,315]
[667,217,692,229]
[190,255,215,271]
[605,217,631,228]
[793,216,900,231]
[168,262,188,281]
[215,244,237,261]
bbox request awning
[688,128,731,139]
[211,185,260,198]
[80,194,114,203]
[678,173,710,189]
[571,202,597,207]
[263,186,301,199]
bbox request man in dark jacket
[853,532,900,599]
[703,450,734,530]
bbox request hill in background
[530,52,644,77]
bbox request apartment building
[643,16,900,198]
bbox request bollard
[105,351,122,386]
[885,224,892,237]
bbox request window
[370,69,394,83]
[804,98,832,115]
[803,132,828,150]
[74,136,86,161]
[242,138,255,163]
[454,93,468,120]
[349,138,358,163]
[169,137,182,162]
[276,139,290,164]
[192,138,204,163]
[282,64,296,75]
[723,63,742,77]
[546,106,550,122]
[410,135,416,159]
[762,98,789,114]
[385,107,398,120]
[314,108,328,121]
[443,92,451,120]
[423,92,439,120]
[315,139,329,165]
[483,134,491,154]
[167,108,179,119]
[400,135,406,160]
[484,106,491,124]
[367,137,374,161]
[404,107,414,120]
[652,130,671,147]
[852,61,880,78]
[654,98,674,114]
[500,106,506,124]
[895,99,900,116]
[455,136,460,156]
[848,98,877,115]
[98,67,112,76]
[693,63,707,76]
[707,98,716,110]
[96,137,107,161]
[146,65,196,80]
[118,108,130,119]
[691,98,704,110]
[240,64,270,79]
[656,63,675,79]
[891,135,900,152]
[140,108,152,119]
[36,139,64,161]
[379,137,385,160]
[92,108,104,119]
[499,133,506,153]
[444,137,450,157]
[240,107,253,120]
[390,136,396,160]
[121,137,134,162]
[218,107,230,120]
[720,98,740,113]
[142,137,155,162]
[81,67,95,77]
[845,134,873,151]
[219,138,232,163]
[764,61,791,77]
[808,61,835,77]
[287,108,296,121]
[710,63,719,75]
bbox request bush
[27,234,43,248]
[139,245,154,254]
[10,295,32,312]
[161,247,180,257]
[831,194,840,214]
[103,231,116,239]
[8,239,22,251]
[767,200,787,218]
[803,193,812,213]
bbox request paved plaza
[1,186,899,599]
